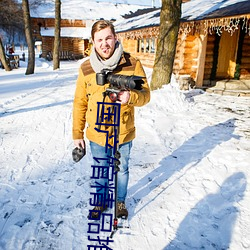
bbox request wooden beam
[195,32,207,87]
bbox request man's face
[93,27,117,60]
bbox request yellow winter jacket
[72,52,150,147]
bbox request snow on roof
[114,0,250,32]
[30,0,151,20]
[182,0,250,21]
[40,27,91,39]
[114,8,160,32]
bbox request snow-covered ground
[0,49,249,250]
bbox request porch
[205,79,250,97]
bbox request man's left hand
[117,90,130,104]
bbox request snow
[114,9,160,32]
[92,0,161,7]
[30,0,152,20]
[40,27,92,39]
[0,48,250,250]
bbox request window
[137,38,156,54]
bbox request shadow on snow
[129,118,239,212]
[163,172,247,249]
[0,100,73,117]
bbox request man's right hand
[72,139,86,162]
[74,139,85,149]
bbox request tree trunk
[53,0,61,70]
[151,0,182,90]
[0,37,11,71]
[22,0,35,75]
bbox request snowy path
[0,62,90,249]
[112,89,250,249]
[0,59,250,249]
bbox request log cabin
[115,0,250,93]
[31,18,92,60]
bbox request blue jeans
[90,140,132,203]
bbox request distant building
[31,17,92,60]
[30,1,151,60]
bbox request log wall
[41,37,87,58]
[203,34,216,82]
[173,34,199,81]
[173,34,185,74]
[119,38,156,68]
[32,18,86,29]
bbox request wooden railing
[46,51,83,61]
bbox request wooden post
[195,32,207,88]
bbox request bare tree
[53,0,61,70]
[0,0,24,37]
[0,37,11,71]
[0,0,23,71]
[22,0,35,75]
[151,0,182,90]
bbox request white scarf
[90,41,123,73]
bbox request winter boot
[88,203,107,219]
[117,201,128,219]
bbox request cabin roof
[115,0,250,32]
[115,8,160,33]
[182,0,250,21]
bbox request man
[72,20,150,219]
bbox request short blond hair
[91,20,116,40]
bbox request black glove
[72,146,86,162]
